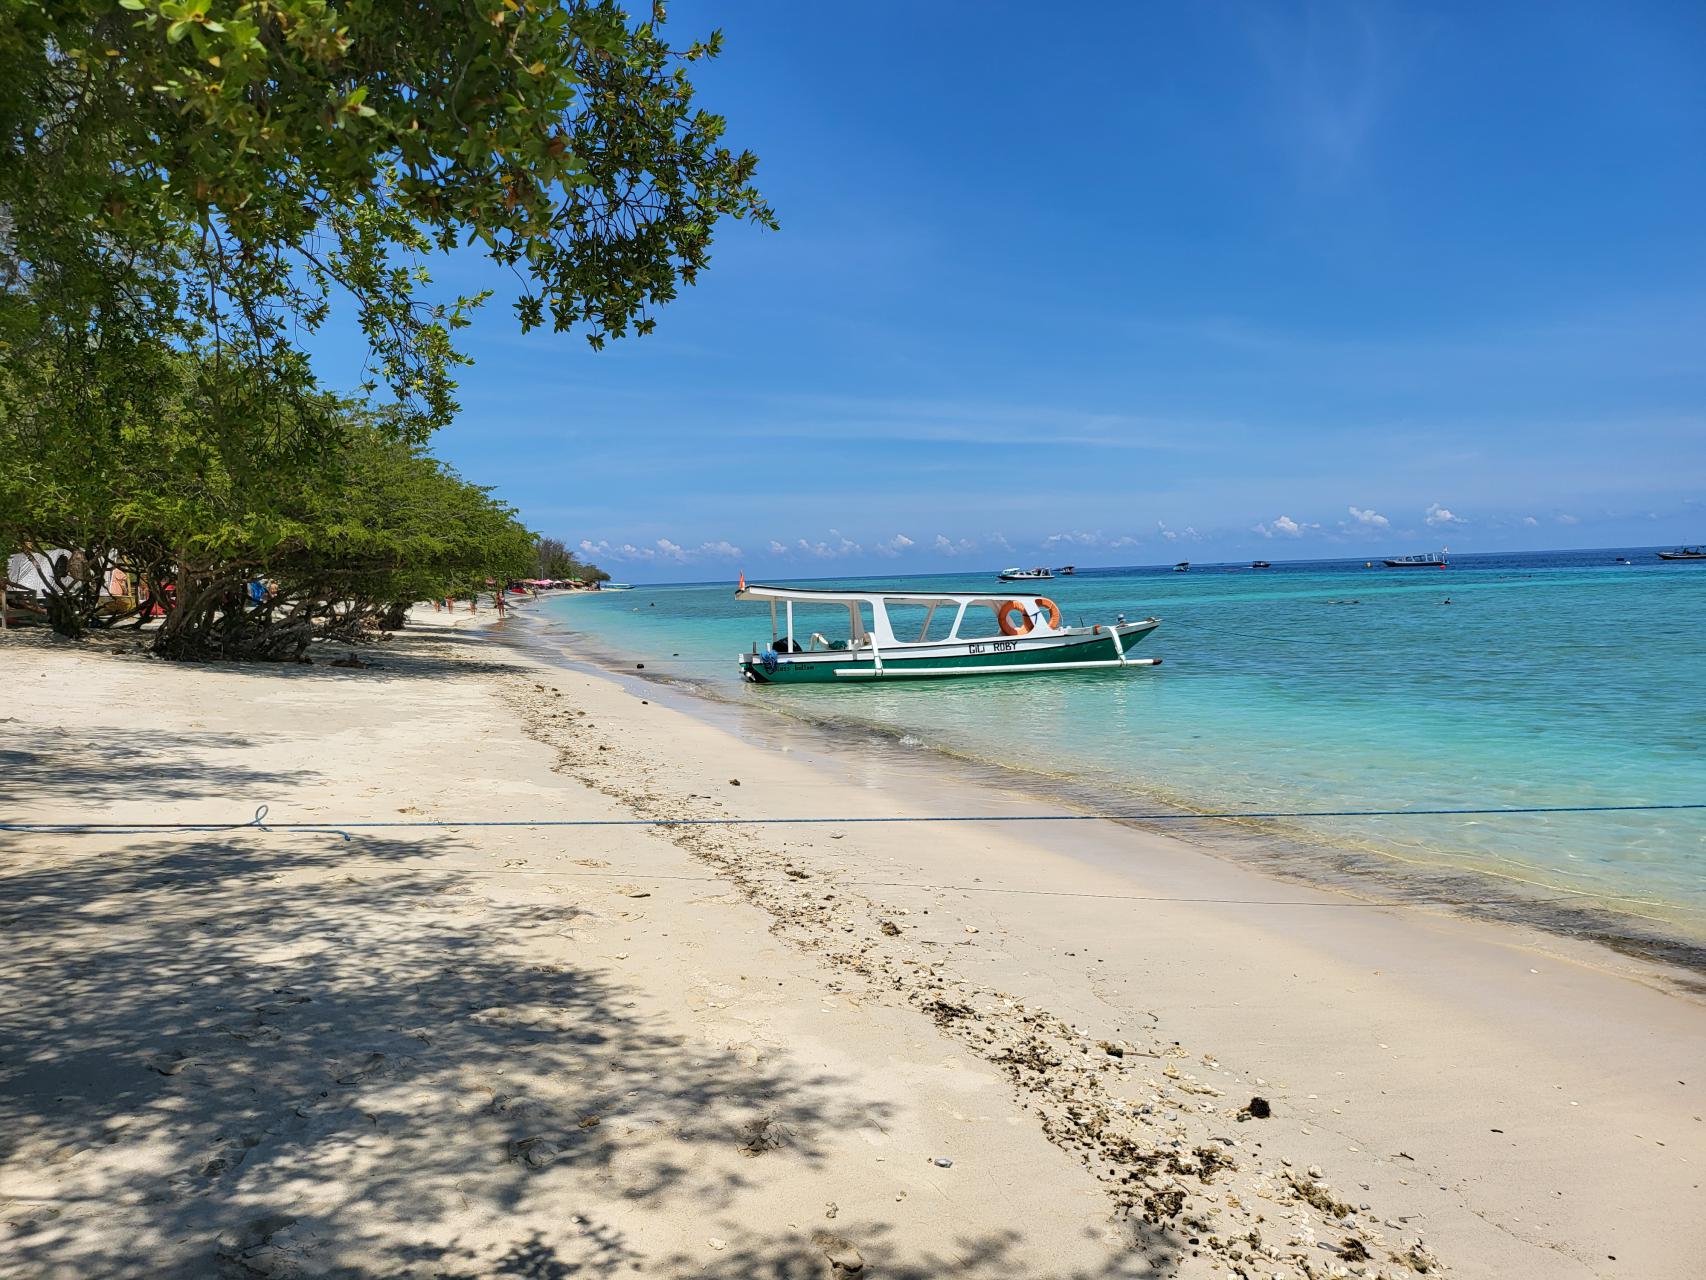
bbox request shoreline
[511,600,1706,986]
[3,616,1703,1277]
[488,610,1706,1276]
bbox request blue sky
[320,1,1705,580]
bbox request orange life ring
[1035,597,1062,629]
[997,600,1033,635]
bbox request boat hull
[740,621,1160,684]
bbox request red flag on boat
[738,572,747,592]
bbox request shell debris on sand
[503,671,1448,1277]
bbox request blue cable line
[1,801,1702,845]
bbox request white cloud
[793,530,863,559]
[933,534,977,556]
[1347,505,1389,528]
[874,533,915,556]
[768,540,788,554]
[1555,513,1579,525]
[1253,514,1307,538]
[1521,516,1538,527]
[1425,503,1465,527]
[582,537,740,563]
[1155,520,1199,543]
[1042,530,1103,548]
[1109,535,1139,548]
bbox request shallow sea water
[536,548,1706,948]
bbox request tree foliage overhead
[3,0,774,437]
[1,2,767,658]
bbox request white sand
[1,615,1701,1279]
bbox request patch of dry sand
[1,616,1701,1278]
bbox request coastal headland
[2,611,1701,1279]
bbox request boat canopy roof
[736,582,1051,606]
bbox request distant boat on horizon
[1250,560,1271,569]
[1173,561,1190,572]
[999,566,1054,581]
[1656,546,1706,561]
[1383,550,1449,568]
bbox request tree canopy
[2,0,773,439]
[1,2,766,656]
[2,364,539,655]
[534,535,606,582]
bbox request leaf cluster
[3,0,774,438]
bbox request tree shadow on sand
[0,830,915,1277]
[1,829,1183,1278]
[0,727,319,810]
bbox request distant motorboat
[1056,565,1076,576]
[601,582,634,591]
[1172,561,1189,573]
[1614,556,1631,565]
[1250,560,1271,569]
[1383,550,1448,568]
[1656,546,1706,561]
[999,567,1054,582]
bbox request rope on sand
[1,801,1701,844]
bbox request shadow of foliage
[0,727,318,809]
[0,831,894,1278]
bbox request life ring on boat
[1034,597,1061,629]
[997,600,1033,635]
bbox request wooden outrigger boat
[735,580,1160,684]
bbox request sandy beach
[2,612,1702,1279]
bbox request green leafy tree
[3,0,774,440]
[0,360,537,656]
[533,535,606,581]
[1,1,768,655]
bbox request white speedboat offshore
[735,579,1160,684]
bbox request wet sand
[1,615,1701,1278]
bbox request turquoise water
[537,550,1706,946]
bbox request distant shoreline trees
[534,537,609,584]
